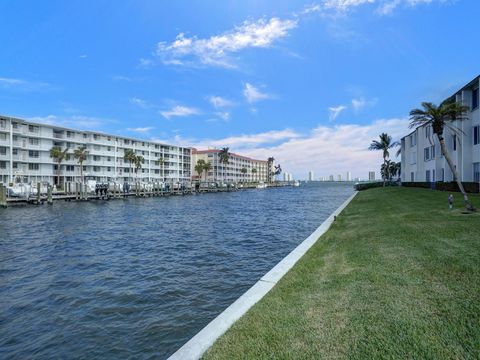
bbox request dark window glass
[472,88,479,110]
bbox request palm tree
[274,164,282,182]
[73,146,88,183]
[124,149,136,182]
[134,155,145,179]
[50,146,69,188]
[157,157,165,181]
[203,161,212,182]
[251,168,257,182]
[218,147,230,182]
[240,167,247,183]
[267,157,274,183]
[409,100,474,211]
[369,133,399,187]
[195,159,206,181]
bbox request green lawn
[204,187,480,359]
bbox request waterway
[0,182,353,359]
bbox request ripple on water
[0,182,353,359]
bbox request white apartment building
[191,149,271,182]
[308,171,314,181]
[368,171,376,181]
[0,115,191,185]
[401,75,480,184]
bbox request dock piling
[47,185,53,205]
[0,184,7,208]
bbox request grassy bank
[204,187,480,359]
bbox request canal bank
[202,187,480,359]
[168,191,358,360]
[0,183,354,359]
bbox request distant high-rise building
[337,174,342,182]
[369,171,375,181]
[308,171,314,181]
[329,175,334,181]
[346,171,351,182]
[283,172,288,181]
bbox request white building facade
[191,149,271,183]
[0,116,192,185]
[401,76,480,184]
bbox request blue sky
[1,0,478,179]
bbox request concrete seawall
[168,191,359,360]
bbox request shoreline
[168,191,358,360]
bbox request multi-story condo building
[0,115,191,185]
[191,149,271,182]
[401,75,480,184]
[368,171,376,181]
[308,171,314,181]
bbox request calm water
[0,182,353,359]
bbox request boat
[293,180,300,187]
[256,182,267,189]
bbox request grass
[204,187,480,359]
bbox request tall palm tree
[50,146,69,188]
[251,168,257,182]
[203,161,212,182]
[195,159,206,181]
[240,167,247,182]
[134,155,145,179]
[157,157,165,181]
[409,100,474,211]
[218,147,230,182]
[274,164,282,182]
[124,149,136,182]
[369,133,399,187]
[267,157,274,183]
[73,146,88,183]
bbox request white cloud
[239,118,408,179]
[126,127,154,133]
[156,17,297,68]
[129,97,149,109]
[0,77,51,91]
[79,54,87,59]
[208,96,235,108]
[302,0,449,16]
[113,75,133,82]
[328,105,347,121]
[138,58,154,68]
[243,83,272,103]
[154,118,408,179]
[26,114,116,130]
[160,105,200,120]
[215,112,230,121]
[351,97,377,111]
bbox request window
[430,145,435,159]
[0,133,6,141]
[12,149,18,155]
[425,126,431,139]
[0,147,6,155]
[93,134,99,140]
[93,155,101,161]
[124,139,130,145]
[12,122,18,129]
[66,165,75,171]
[29,138,39,145]
[426,170,431,182]
[66,142,74,149]
[28,163,39,170]
[0,161,6,169]
[0,119,6,128]
[28,125,39,133]
[474,125,480,145]
[13,162,18,169]
[93,166,100,172]
[432,169,436,182]
[28,150,39,158]
[67,131,74,138]
[424,147,430,161]
[474,163,480,183]
[473,88,479,110]
[453,135,457,151]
